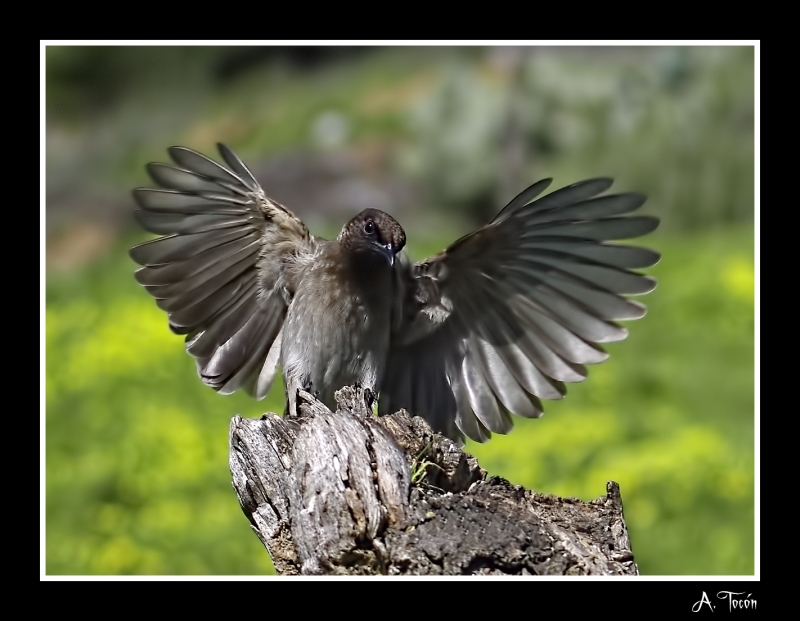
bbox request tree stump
[228,385,639,575]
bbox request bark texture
[229,385,638,575]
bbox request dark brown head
[338,208,406,266]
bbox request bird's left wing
[379,178,659,442]
[130,143,316,399]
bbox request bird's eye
[364,220,375,235]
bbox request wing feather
[381,178,658,441]
[130,143,315,398]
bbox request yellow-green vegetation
[409,441,436,486]
[46,225,753,575]
[47,237,282,574]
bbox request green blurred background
[45,45,756,575]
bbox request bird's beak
[373,242,396,266]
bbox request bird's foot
[364,387,375,412]
[300,379,320,400]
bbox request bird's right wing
[130,143,316,399]
[380,178,659,442]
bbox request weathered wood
[229,385,639,575]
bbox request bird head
[339,209,406,266]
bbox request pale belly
[281,278,391,410]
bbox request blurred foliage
[46,46,753,232]
[45,45,755,575]
[46,238,280,574]
[400,47,754,229]
[46,47,374,122]
[46,225,754,575]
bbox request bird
[130,143,660,442]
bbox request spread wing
[130,143,316,399]
[379,178,660,442]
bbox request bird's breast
[280,258,393,408]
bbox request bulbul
[130,143,659,442]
